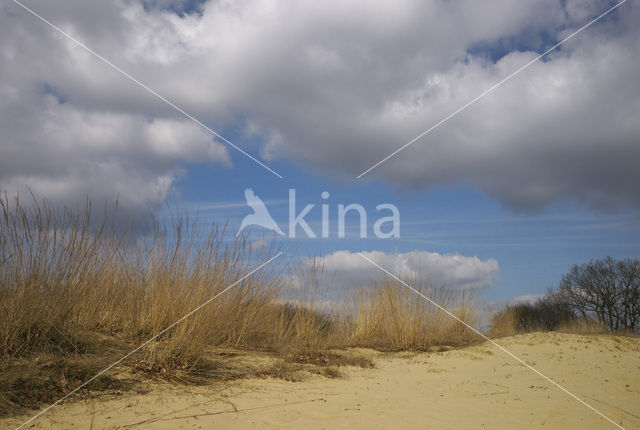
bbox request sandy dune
[4,333,639,429]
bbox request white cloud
[508,293,545,305]
[0,89,229,216]
[1,0,638,214]
[302,250,500,291]
[0,1,230,217]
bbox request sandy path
[4,333,639,429]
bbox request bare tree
[558,257,640,332]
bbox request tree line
[492,257,640,334]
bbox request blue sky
[2,0,639,305]
[171,145,640,303]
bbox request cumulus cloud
[0,87,229,216]
[301,250,500,291]
[1,0,638,213]
[0,0,230,217]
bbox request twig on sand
[582,395,640,421]
[122,397,326,428]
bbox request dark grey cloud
[1,0,638,214]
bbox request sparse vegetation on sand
[0,195,476,415]
[1,195,635,417]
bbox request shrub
[490,296,576,336]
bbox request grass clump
[0,194,283,411]
[341,280,479,351]
[0,193,482,415]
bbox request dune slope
[4,333,639,429]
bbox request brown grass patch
[0,194,482,415]
[338,280,479,351]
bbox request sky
[1,0,639,305]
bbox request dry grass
[0,195,283,363]
[340,280,479,351]
[0,194,481,415]
[557,319,614,335]
[488,303,631,338]
[488,305,521,338]
[0,194,285,412]
[265,260,335,355]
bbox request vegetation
[489,296,577,337]
[340,281,477,351]
[4,193,634,417]
[0,194,478,415]
[557,257,640,332]
[490,257,640,336]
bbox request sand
[4,333,639,429]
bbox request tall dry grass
[0,195,482,360]
[0,193,486,413]
[260,258,335,354]
[339,279,479,351]
[488,305,520,338]
[0,194,282,369]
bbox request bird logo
[237,188,285,237]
